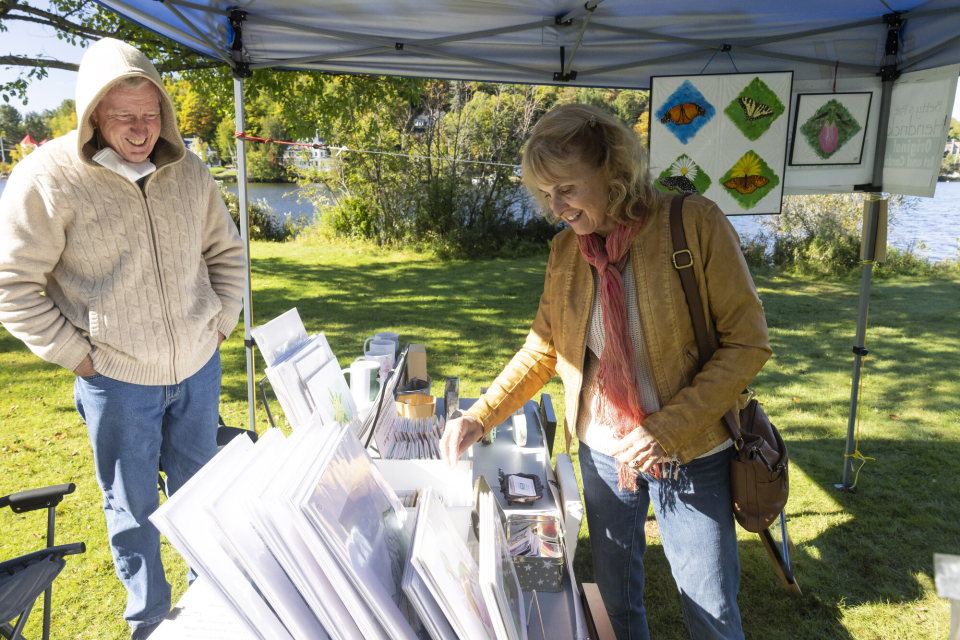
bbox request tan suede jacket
[465,192,772,463]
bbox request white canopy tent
[94,0,960,488]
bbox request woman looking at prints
[440,103,771,640]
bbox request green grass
[1,239,957,639]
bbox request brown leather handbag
[669,194,788,533]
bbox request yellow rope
[844,291,875,488]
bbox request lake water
[2,179,958,262]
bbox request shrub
[218,182,306,242]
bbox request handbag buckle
[672,249,693,269]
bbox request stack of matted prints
[151,414,528,640]
[253,308,360,433]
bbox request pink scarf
[577,220,648,490]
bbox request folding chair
[0,483,85,640]
[158,415,258,494]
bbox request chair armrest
[0,543,86,576]
[0,483,76,514]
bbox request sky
[4,12,960,120]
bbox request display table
[151,395,602,640]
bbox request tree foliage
[299,80,561,257]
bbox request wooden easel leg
[759,527,802,596]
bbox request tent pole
[233,76,256,432]
[840,15,901,489]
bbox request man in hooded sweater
[0,39,245,638]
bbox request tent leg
[840,27,898,487]
[234,76,256,432]
[841,235,876,488]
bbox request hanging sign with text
[882,63,960,197]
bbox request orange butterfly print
[723,175,770,195]
[660,103,706,125]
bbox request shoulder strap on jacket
[669,194,742,442]
[669,194,712,368]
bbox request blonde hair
[522,103,656,225]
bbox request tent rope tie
[234,131,520,168]
[845,310,875,489]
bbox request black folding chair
[157,415,258,494]
[0,483,85,640]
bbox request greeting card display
[650,72,793,215]
[789,92,872,166]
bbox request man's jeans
[579,443,743,640]
[74,351,221,631]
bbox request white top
[576,257,732,460]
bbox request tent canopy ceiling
[97,0,960,89]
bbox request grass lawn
[1,238,957,639]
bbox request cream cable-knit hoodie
[0,39,245,386]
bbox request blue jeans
[579,443,743,640]
[74,351,221,631]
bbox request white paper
[149,437,293,640]
[150,578,255,640]
[304,357,361,434]
[402,499,459,640]
[252,423,377,640]
[293,427,428,640]
[480,492,527,640]
[411,489,495,640]
[508,476,536,498]
[207,429,331,640]
[882,63,960,197]
[253,309,309,366]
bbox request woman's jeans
[579,442,743,640]
[74,351,221,631]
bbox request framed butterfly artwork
[788,92,873,166]
[649,71,793,215]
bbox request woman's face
[536,164,617,237]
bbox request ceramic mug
[342,359,380,404]
[356,353,394,384]
[363,338,394,358]
[374,332,400,356]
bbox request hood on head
[76,38,185,168]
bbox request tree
[0,0,222,104]
[0,104,23,142]
[949,118,960,141]
[21,112,51,141]
[44,99,78,137]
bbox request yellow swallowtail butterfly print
[738,97,774,121]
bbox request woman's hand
[609,425,665,473]
[441,414,484,469]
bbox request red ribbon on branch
[234,131,325,149]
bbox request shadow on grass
[573,434,958,639]
[753,274,960,416]
[221,253,549,405]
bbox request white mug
[342,359,380,405]
[363,337,394,357]
[356,353,394,383]
[374,332,400,356]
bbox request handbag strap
[668,194,743,443]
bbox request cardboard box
[396,394,436,419]
[406,344,428,385]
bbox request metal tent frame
[95,0,960,490]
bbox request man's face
[92,82,162,163]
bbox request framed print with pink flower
[789,92,872,166]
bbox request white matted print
[650,72,793,215]
[789,92,872,166]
